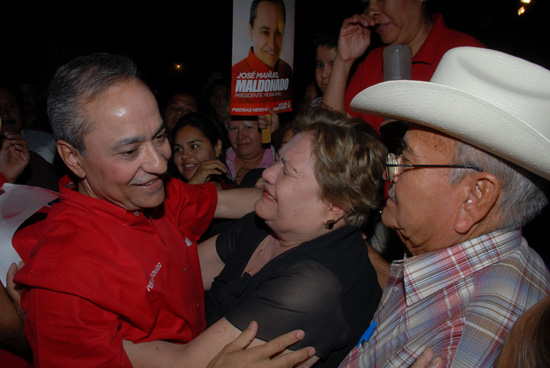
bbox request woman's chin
[254,198,272,219]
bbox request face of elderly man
[382,125,474,255]
[62,78,171,211]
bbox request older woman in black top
[123,108,386,367]
[199,108,387,367]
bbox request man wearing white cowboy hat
[338,46,550,367]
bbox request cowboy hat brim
[351,79,550,181]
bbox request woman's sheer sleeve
[225,260,350,360]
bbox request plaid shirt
[339,230,550,368]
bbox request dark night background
[2,0,549,98]
[2,0,549,261]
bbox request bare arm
[321,14,376,114]
[198,235,224,290]
[124,318,318,368]
[215,187,262,219]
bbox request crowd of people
[0,0,549,367]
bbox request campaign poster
[231,0,295,116]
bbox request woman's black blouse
[205,212,382,367]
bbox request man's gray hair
[47,53,138,154]
[450,142,548,230]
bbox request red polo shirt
[345,14,484,132]
[14,176,217,367]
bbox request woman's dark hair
[172,112,230,164]
[170,112,235,187]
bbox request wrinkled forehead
[82,79,161,130]
[403,124,459,157]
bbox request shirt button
[134,211,140,217]
[183,267,187,272]
[196,303,200,309]
[393,286,399,292]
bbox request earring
[325,220,335,230]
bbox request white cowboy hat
[350,46,550,181]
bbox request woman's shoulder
[271,227,373,282]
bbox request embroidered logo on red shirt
[146,262,162,292]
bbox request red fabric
[0,173,5,187]
[13,207,49,262]
[345,14,485,132]
[0,350,32,368]
[231,48,293,115]
[14,176,217,367]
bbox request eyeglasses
[385,152,482,182]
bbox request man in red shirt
[4,53,312,367]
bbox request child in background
[310,32,338,108]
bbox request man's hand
[0,133,30,184]
[411,348,442,368]
[207,321,316,368]
[7,262,25,321]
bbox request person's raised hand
[337,13,377,64]
[0,133,30,184]
[187,159,229,185]
[258,110,280,133]
[207,321,316,368]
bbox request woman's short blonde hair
[293,107,387,228]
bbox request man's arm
[25,288,133,367]
[124,318,317,368]
[215,187,262,219]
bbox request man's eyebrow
[112,122,165,149]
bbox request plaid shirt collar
[400,229,522,306]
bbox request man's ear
[248,23,254,42]
[57,140,86,179]
[454,172,500,234]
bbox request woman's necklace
[244,236,269,276]
[243,235,302,276]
